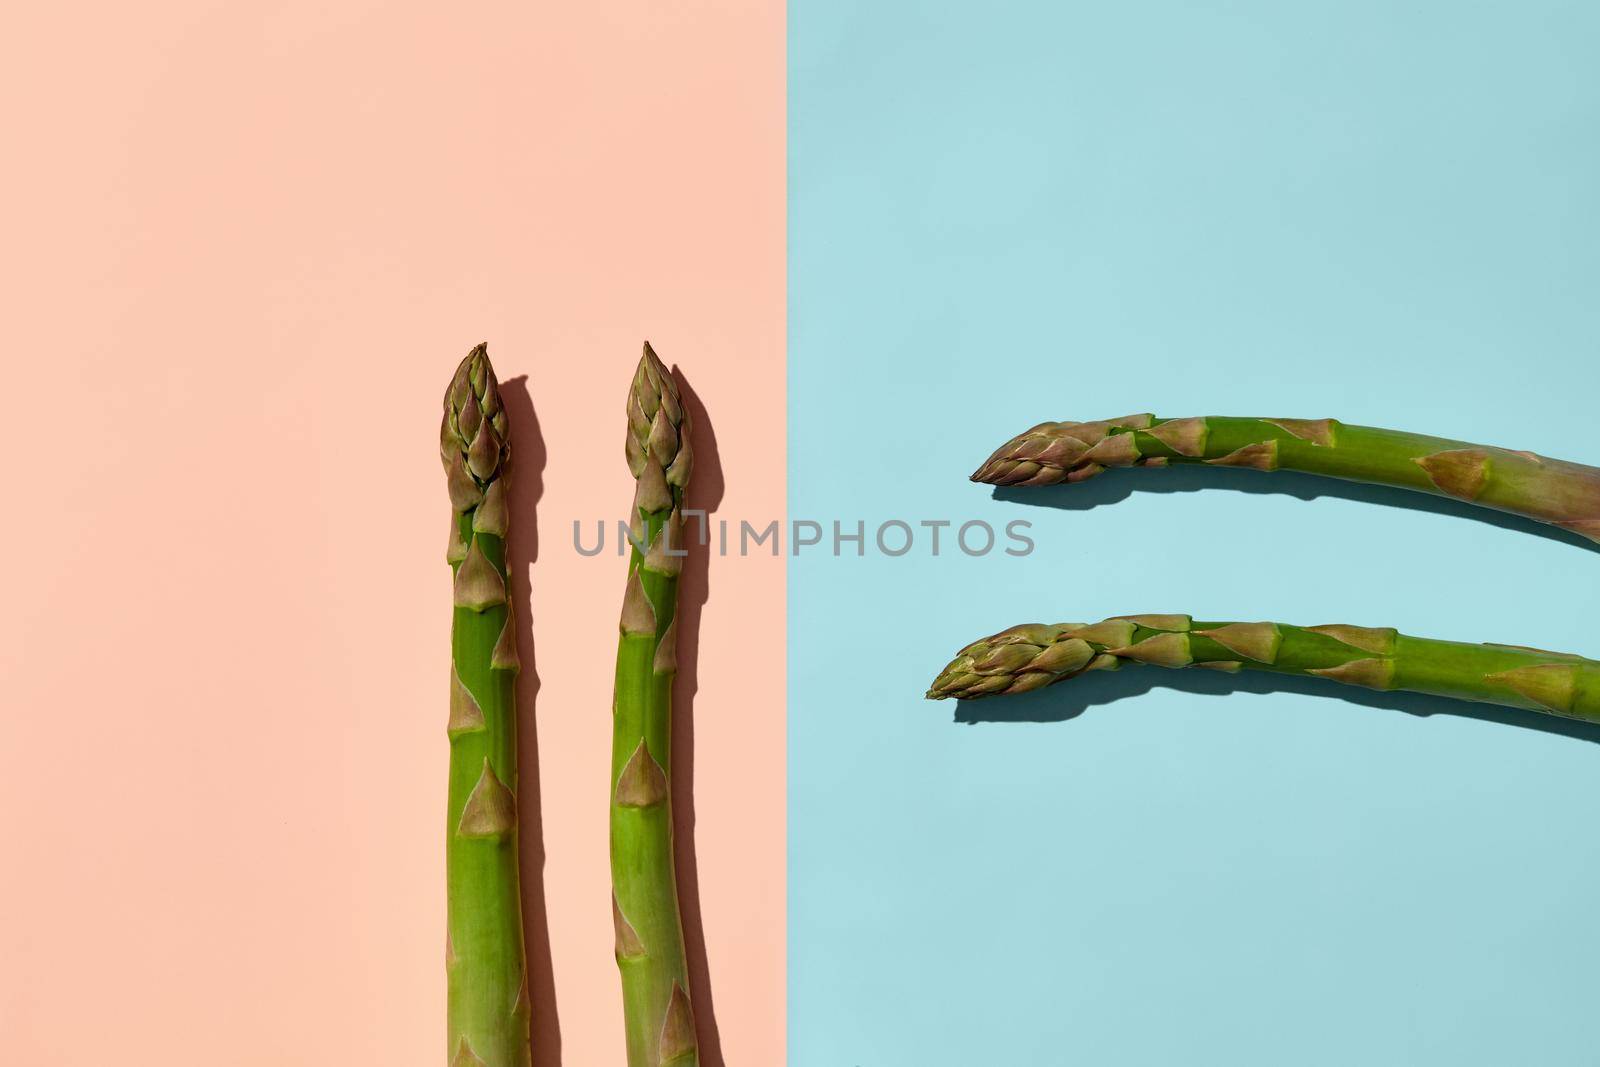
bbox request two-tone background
[5,2,1599,1064]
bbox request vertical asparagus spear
[927,614,1600,722]
[611,342,699,1067]
[972,415,1600,543]
[441,344,531,1067]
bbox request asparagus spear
[611,342,699,1067]
[972,416,1600,543]
[927,614,1600,722]
[440,344,531,1067]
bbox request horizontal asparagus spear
[972,416,1600,543]
[927,614,1600,723]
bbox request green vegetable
[611,342,699,1067]
[440,344,531,1067]
[928,614,1600,722]
[972,416,1600,543]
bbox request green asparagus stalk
[611,342,699,1067]
[972,416,1600,543]
[927,614,1600,722]
[440,344,531,1067]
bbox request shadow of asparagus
[668,367,728,1067]
[990,464,1600,554]
[952,660,1600,746]
[499,375,562,1066]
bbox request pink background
[0,3,784,1064]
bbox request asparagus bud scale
[611,343,699,1067]
[441,344,532,1067]
[974,415,1600,543]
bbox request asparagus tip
[927,623,1116,700]
[626,339,691,492]
[969,449,1015,485]
[442,341,510,509]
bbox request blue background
[789,2,1600,1064]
